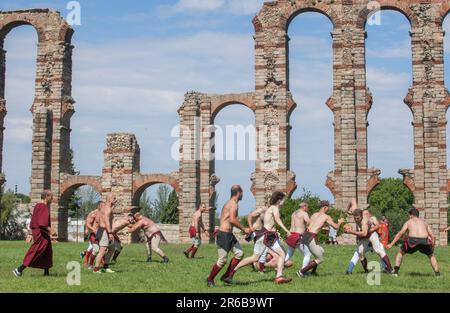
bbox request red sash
[286,232,301,248]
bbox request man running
[81,203,101,269]
[387,208,440,277]
[344,205,394,274]
[297,200,345,278]
[219,203,269,280]
[128,213,169,263]
[206,185,250,287]
[284,202,311,272]
[93,194,116,274]
[224,191,291,284]
[109,213,137,264]
[184,203,210,259]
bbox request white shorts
[253,236,267,255]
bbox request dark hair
[319,200,330,208]
[41,190,52,200]
[231,185,243,197]
[270,191,285,206]
[409,208,419,217]
[352,208,363,217]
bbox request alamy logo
[66,1,81,26]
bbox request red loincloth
[22,203,53,269]
[189,225,197,238]
[286,232,301,248]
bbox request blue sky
[1,0,450,215]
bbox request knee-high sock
[207,264,223,281]
[258,261,265,272]
[301,260,318,274]
[190,247,198,258]
[84,250,91,265]
[185,245,194,253]
[112,250,121,262]
[89,253,96,267]
[361,258,368,272]
[382,255,393,271]
[223,257,240,278]
[346,251,359,273]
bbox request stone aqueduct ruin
[1,1,450,245]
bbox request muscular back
[290,210,308,234]
[407,217,430,238]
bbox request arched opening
[1,24,37,196]
[213,104,255,215]
[60,184,101,242]
[366,10,413,192]
[133,182,179,224]
[287,11,334,202]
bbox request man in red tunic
[13,190,54,277]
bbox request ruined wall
[178,0,450,245]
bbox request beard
[238,194,243,201]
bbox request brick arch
[59,175,103,205]
[210,93,256,121]
[439,3,450,26]
[132,173,181,207]
[356,2,416,29]
[0,9,72,43]
[253,1,339,33]
[285,6,338,30]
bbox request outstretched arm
[387,222,408,249]
[327,216,345,230]
[127,220,144,233]
[229,204,249,234]
[347,198,357,215]
[347,219,368,237]
[247,208,263,232]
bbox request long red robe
[22,202,53,269]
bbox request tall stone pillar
[102,133,140,243]
[178,92,218,243]
[401,3,448,245]
[0,46,5,183]
[178,93,201,243]
[253,8,295,208]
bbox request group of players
[200,185,443,287]
[80,194,169,273]
[13,187,445,284]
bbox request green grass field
[0,241,448,293]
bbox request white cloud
[4,117,33,142]
[158,0,265,17]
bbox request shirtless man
[128,213,169,263]
[387,208,440,277]
[93,194,116,274]
[224,191,291,284]
[108,213,137,264]
[81,203,101,269]
[220,204,268,280]
[297,200,345,278]
[184,203,210,259]
[206,185,250,287]
[344,203,394,274]
[284,202,311,272]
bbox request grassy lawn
[0,241,448,293]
